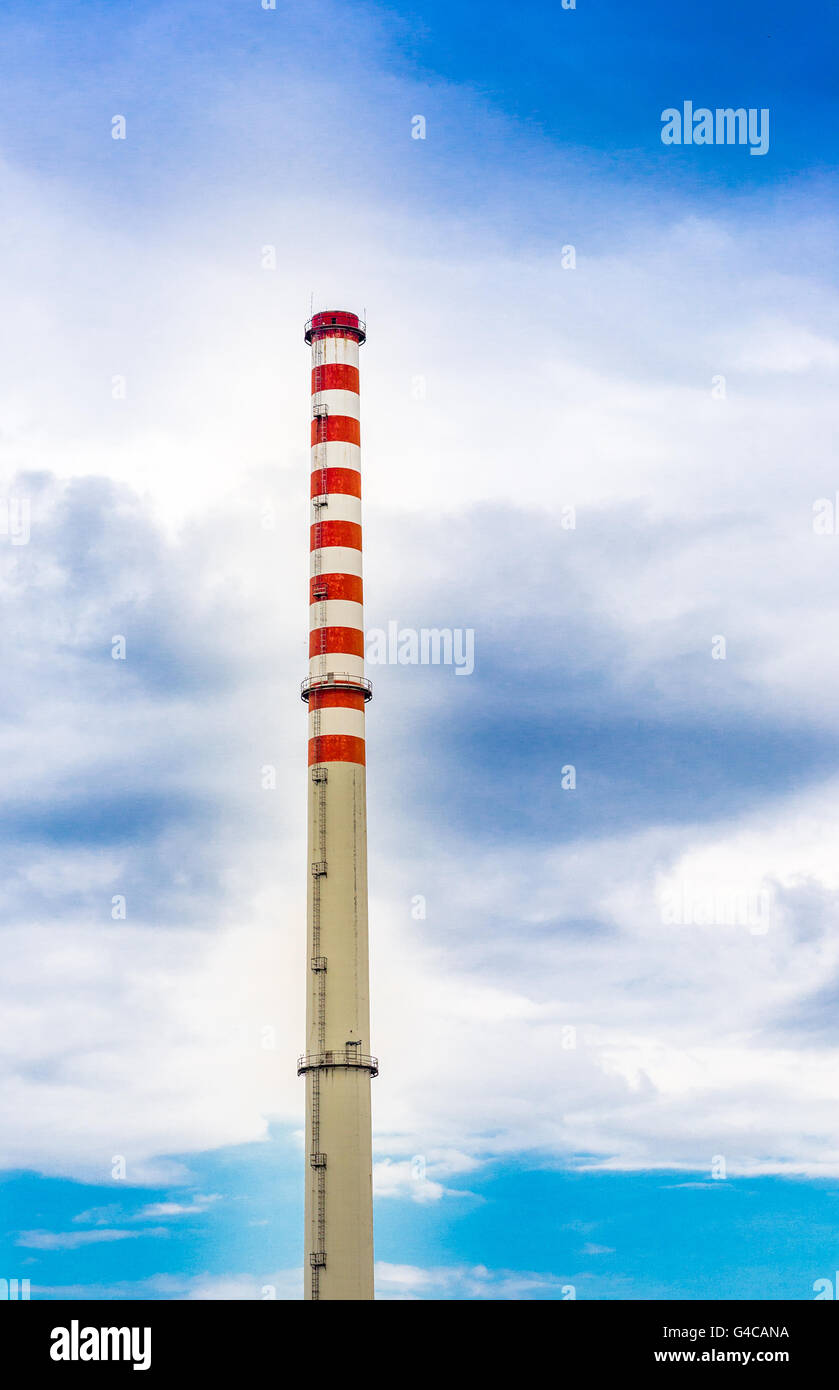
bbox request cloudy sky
[1,0,838,1300]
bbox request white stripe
[308,707,366,740]
[309,599,364,631]
[312,337,359,369]
[310,547,363,578]
[310,494,361,526]
[310,441,361,472]
[312,389,360,420]
[308,653,365,679]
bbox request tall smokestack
[298,309,376,1301]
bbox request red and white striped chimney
[307,311,368,761]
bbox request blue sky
[6,1157,839,1300]
[1,0,838,1300]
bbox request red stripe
[312,364,359,394]
[308,735,366,766]
[311,416,361,447]
[307,311,364,344]
[309,690,366,712]
[309,573,363,605]
[309,627,365,659]
[311,520,361,551]
[310,468,361,499]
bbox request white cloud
[375,1262,575,1301]
[373,1154,479,1203]
[68,1197,224,1222]
[31,1261,572,1301]
[727,321,839,374]
[30,1270,302,1301]
[17,1228,169,1250]
[137,1196,222,1219]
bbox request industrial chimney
[298,309,376,1301]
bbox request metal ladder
[309,1074,326,1297]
